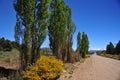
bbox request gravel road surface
[60,54,120,80]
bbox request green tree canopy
[66,6,76,62]
[77,32,81,52]
[48,0,68,60]
[115,40,120,54]
[106,42,115,54]
[77,32,89,58]
[14,0,50,69]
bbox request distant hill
[41,47,51,51]
[89,50,97,53]
[89,49,106,54]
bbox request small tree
[106,42,114,54]
[115,40,120,55]
[4,40,12,51]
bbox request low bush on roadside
[86,54,91,58]
[98,53,120,60]
[80,58,85,63]
[118,54,120,60]
[23,56,63,80]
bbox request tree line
[106,40,120,55]
[77,32,89,58]
[13,0,89,70]
[0,37,19,51]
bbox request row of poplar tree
[106,41,120,55]
[13,0,89,70]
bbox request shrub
[23,56,63,80]
[86,54,90,58]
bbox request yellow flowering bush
[86,54,91,58]
[23,56,63,80]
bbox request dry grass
[97,53,120,60]
[0,49,20,70]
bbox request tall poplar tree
[77,32,82,53]
[14,0,50,69]
[66,6,76,62]
[14,0,35,67]
[81,32,89,58]
[32,0,50,62]
[14,15,25,70]
[14,15,22,44]
[48,0,67,60]
[85,33,89,54]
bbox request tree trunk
[24,24,31,68]
[57,46,62,60]
[82,52,85,58]
[67,46,74,63]
[20,46,23,71]
[31,30,36,63]
[67,35,73,63]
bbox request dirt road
[60,54,120,80]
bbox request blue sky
[0,0,120,50]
